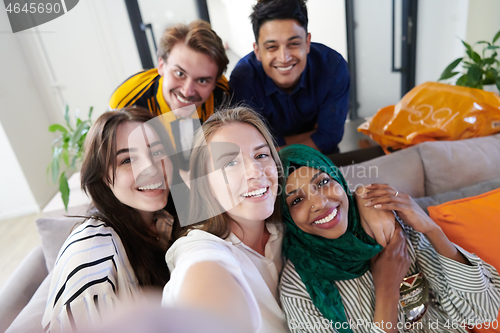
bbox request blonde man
[110,20,230,169]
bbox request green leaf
[51,149,60,183]
[484,67,497,85]
[496,77,500,91]
[467,65,483,86]
[477,40,491,46]
[78,129,89,145]
[471,51,482,64]
[439,58,463,80]
[484,57,496,65]
[493,30,500,44]
[462,40,474,58]
[76,118,82,126]
[69,121,89,148]
[62,149,70,166]
[456,74,468,87]
[48,124,68,134]
[483,68,498,85]
[88,106,94,121]
[487,45,500,50]
[71,155,79,169]
[484,78,496,85]
[51,136,62,148]
[59,172,70,211]
[64,105,72,130]
[440,71,460,80]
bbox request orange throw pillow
[429,187,500,333]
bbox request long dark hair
[80,106,180,287]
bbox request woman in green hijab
[279,144,500,333]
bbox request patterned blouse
[280,221,500,333]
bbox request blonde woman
[162,107,289,332]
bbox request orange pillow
[429,187,500,333]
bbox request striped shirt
[280,221,500,333]
[42,219,141,333]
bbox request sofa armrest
[0,246,48,332]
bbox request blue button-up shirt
[229,42,350,154]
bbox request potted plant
[47,105,93,211]
[439,30,500,91]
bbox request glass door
[124,0,201,69]
[350,0,418,118]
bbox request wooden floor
[0,213,42,289]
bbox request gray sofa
[1,133,500,332]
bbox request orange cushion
[429,187,500,333]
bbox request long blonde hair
[182,106,283,238]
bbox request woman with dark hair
[278,144,500,333]
[42,107,184,332]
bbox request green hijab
[279,144,382,332]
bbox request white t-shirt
[162,223,289,333]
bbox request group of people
[42,0,500,332]
[109,0,349,159]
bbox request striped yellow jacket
[109,69,230,169]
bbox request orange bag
[358,82,500,153]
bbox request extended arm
[177,261,254,329]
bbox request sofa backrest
[417,133,500,196]
[36,217,84,272]
[341,146,425,198]
[341,133,500,198]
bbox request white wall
[208,0,255,59]
[308,0,347,60]
[0,123,39,220]
[138,0,200,67]
[354,0,402,118]
[466,0,500,47]
[32,0,142,118]
[415,0,469,85]
[0,7,57,214]
[354,0,470,118]
[0,0,141,217]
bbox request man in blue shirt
[229,0,350,154]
